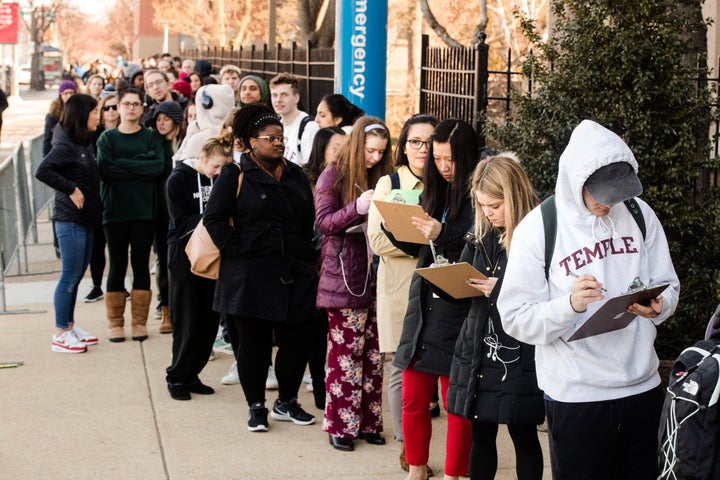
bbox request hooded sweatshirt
[166,160,214,247]
[173,84,234,162]
[497,120,680,403]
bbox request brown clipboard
[373,200,429,245]
[567,283,670,341]
[415,262,489,299]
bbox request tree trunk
[419,0,463,48]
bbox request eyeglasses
[102,105,118,112]
[256,135,287,144]
[145,79,166,89]
[407,138,431,150]
[120,102,142,109]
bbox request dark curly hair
[231,103,282,147]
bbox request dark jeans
[470,421,543,480]
[225,314,310,407]
[104,221,156,292]
[546,386,664,480]
[165,243,218,384]
[54,221,93,328]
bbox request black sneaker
[270,398,316,425]
[248,402,269,432]
[84,286,104,303]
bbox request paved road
[0,86,551,480]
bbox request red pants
[402,367,471,476]
[322,308,383,438]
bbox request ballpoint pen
[568,272,607,292]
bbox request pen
[568,272,607,292]
[354,183,365,194]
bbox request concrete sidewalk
[0,88,551,480]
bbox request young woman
[238,75,270,107]
[150,100,185,153]
[188,72,203,97]
[83,92,120,303]
[314,94,364,130]
[315,116,394,451]
[165,134,233,400]
[35,94,102,353]
[367,113,437,472]
[303,126,346,188]
[446,154,544,480]
[44,80,77,155]
[386,118,478,480]
[85,74,105,100]
[203,104,319,432]
[97,87,169,343]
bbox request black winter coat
[390,199,472,376]
[35,125,102,228]
[446,230,544,424]
[203,154,319,322]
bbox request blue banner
[335,0,388,119]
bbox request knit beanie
[239,75,269,105]
[59,80,77,94]
[219,64,242,78]
[151,101,184,127]
[172,80,192,100]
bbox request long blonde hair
[333,116,393,206]
[471,152,538,252]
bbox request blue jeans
[54,221,94,329]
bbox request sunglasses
[102,104,118,112]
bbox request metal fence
[180,41,336,115]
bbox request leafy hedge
[487,0,720,359]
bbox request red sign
[0,2,18,44]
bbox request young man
[269,72,319,166]
[142,69,188,127]
[498,119,680,480]
[219,64,242,105]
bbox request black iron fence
[180,42,335,115]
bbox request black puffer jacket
[446,230,544,424]
[35,125,102,228]
[390,199,472,376]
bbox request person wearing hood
[194,59,214,84]
[498,119,680,479]
[35,94,102,353]
[123,63,145,92]
[173,84,234,163]
[164,133,233,400]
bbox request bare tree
[105,0,136,60]
[297,0,335,47]
[21,0,63,90]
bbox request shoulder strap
[297,116,312,153]
[390,171,400,190]
[540,195,557,280]
[541,195,646,280]
[623,198,646,240]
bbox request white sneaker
[72,325,98,345]
[52,331,87,353]
[266,366,278,390]
[302,374,312,384]
[221,361,240,385]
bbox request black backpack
[657,329,720,479]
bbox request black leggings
[225,314,310,407]
[89,226,106,288]
[470,421,543,480]
[104,221,156,292]
[153,222,169,305]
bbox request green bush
[488,0,720,359]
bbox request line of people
[36,57,680,480]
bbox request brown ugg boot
[106,291,127,342]
[159,306,172,334]
[130,289,152,341]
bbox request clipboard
[415,262,488,299]
[373,200,429,245]
[568,283,670,341]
